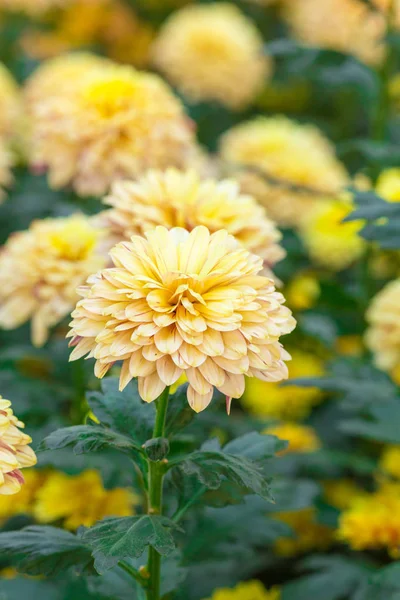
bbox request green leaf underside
[38,424,141,455]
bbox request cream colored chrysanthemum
[205,581,280,600]
[0,397,37,495]
[376,168,400,202]
[241,350,324,421]
[0,0,69,15]
[281,0,385,66]
[152,3,271,110]
[98,168,285,273]
[0,63,20,140]
[0,214,105,347]
[365,279,400,373]
[264,422,321,455]
[219,117,349,227]
[68,226,295,412]
[299,198,365,270]
[26,59,197,196]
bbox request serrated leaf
[0,526,93,576]
[223,431,287,460]
[83,515,180,573]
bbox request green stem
[119,560,148,587]
[146,386,170,600]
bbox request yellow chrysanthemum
[323,479,366,510]
[152,3,271,110]
[0,469,46,521]
[98,168,285,274]
[285,274,320,312]
[0,214,105,347]
[264,422,321,455]
[0,0,68,15]
[274,508,333,557]
[34,469,136,529]
[376,168,400,202]
[0,63,20,140]
[219,117,349,227]
[68,226,296,412]
[0,397,37,496]
[380,445,400,479]
[365,279,400,373]
[241,350,324,421]
[281,0,385,66]
[300,199,365,271]
[205,581,280,600]
[26,59,197,196]
[338,482,400,557]
[335,335,364,357]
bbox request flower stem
[146,386,170,600]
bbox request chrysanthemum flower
[264,422,321,455]
[205,581,280,600]
[0,214,105,347]
[365,279,400,374]
[152,3,271,110]
[0,470,46,521]
[34,469,136,529]
[98,168,285,274]
[284,274,320,312]
[299,198,365,270]
[0,397,37,495]
[338,482,400,557]
[281,0,385,66]
[219,117,349,227]
[376,168,400,202]
[323,479,366,510]
[274,508,333,556]
[68,226,295,412]
[241,350,324,421]
[380,445,400,479]
[0,0,69,15]
[26,59,197,196]
[0,63,20,141]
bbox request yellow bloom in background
[281,0,385,66]
[0,214,105,347]
[335,335,364,357]
[376,168,400,202]
[274,508,333,557]
[323,479,367,510]
[365,279,400,374]
[338,482,400,557]
[206,580,280,600]
[98,168,285,274]
[0,469,46,521]
[26,59,197,196]
[34,469,136,529]
[380,445,400,479]
[300,199,365,271]
[0,63,20,141]
[241,350,324,421]
[0,0,68,16]
[68,226,296,412]
[264,422,321,455]
[285,274,321,312]
[0,396,37,495]
[152,3,271,110]
[219,116,349,227]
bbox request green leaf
[0,526,93,576]
[86,377,154,444]
[0,579,61,600]
[340,398,400,443]
[165,383,195,436]
[223,431,287,460]
[366,563,400,600]
[143,437,170,461]
[38,424,142,456]
[83,515,180,573]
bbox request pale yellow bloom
[0,397,37,496]
[380,445,400,479]
[0,214,105,347]
[0,0,68,15]
[68,226,295,412]
[205,581,280,600]
[376,168,400,202]
[300,199,365,271]
[98,168,285,274]
[365,279,400,373]
[281,0,386,66]
[264,422,321,455]
[285,274,320,311]
[34,469,136,529]
[274,508,333,556]
[323,479,367,510]
[0,469,46,520]
[152,3,271,110]
[338,482,400,557]
[241,350,324,421]
[26,59,197,196]
[0,63,20,140]
[219,117,349,227]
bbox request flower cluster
[68,226,296,411]
[274,508,334,557]
[0,63,20,199]
[264,422,321,455]
[0,397,37,496]
[206,581,280,600]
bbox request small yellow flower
[34,469,136,529]
[376,168,400,202]
[0,0,68,16]
[365,279,400,373]
[300,199,365,271]
[274,508,333,556]
[205,581,280,600]
[152,3,271,110]
[335,335,364,357]
[219,116,348,227]
[0,567,18,579]
[68,226,295,412]
[264,422,321,455]
[323,479,366,510]
[380,445,400,479]
[241,350,324,421]
[98,168,285,275]
[338,482,400,557]
[0,214,105,347]
[285,274,321,312]
[0,396,37,496]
